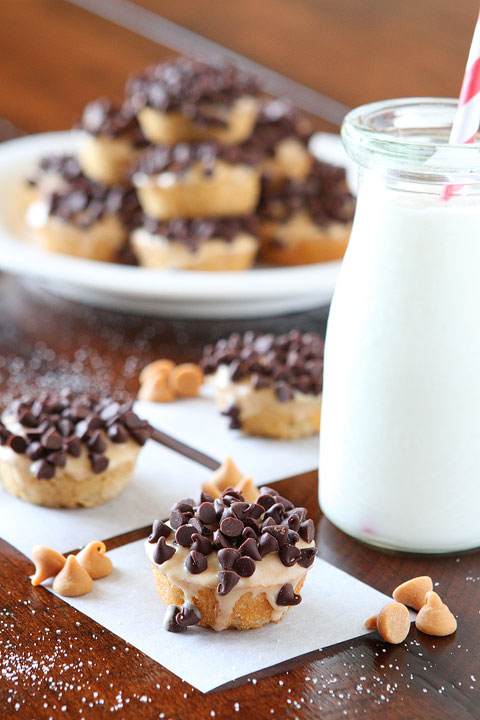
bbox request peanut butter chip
[234,476,260,503]
[415,591,457,637]
[138,375,175,403]
[364,615,378,631]
[52,555,94,597]
[139,359,175,384]
[31,545,66,586]
[392,575,433,611]
[76,540,113,580]
[374,602,410,644]
[208,456,244,493]
[168,363,204,398]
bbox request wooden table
[1,2,479,718]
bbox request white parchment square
[0,441,210,557]
[45,539,401,693]
[136,398,319,485]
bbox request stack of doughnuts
[24,56,355,269]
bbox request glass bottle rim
[341,97,480,183]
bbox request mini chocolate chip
[214,498,226,518]
[128,427,150,445]
[276,583,302,606]
[239,537,262,561]
[188,517,202,533]
[245,503,264,520]
[66,436,82,457]
[197,501,216,524]
[230,501,250,521]
[87,430,106,454]
[200,491,214,503]
[299,519,315,543]
[89,453,109,474]
[153,537,176,564]
[286,507,307,522]
[169,508,185,530]
[233,556,256,577]
[251,373,271,390]
[7,435,27,454]
[217,547,240,570]
[41,428,63,450]
[221,488,243,504]
[176,602,201,627]
[172,499,195,512]
[297,547,317,568]
[26,441,44,461]
[148,519,172,543]
[264,524,289,546]
[123,411,142,429]
[100,402,120,422]
[31,459,55,480]
[217,570,240,596]
[190,533,212,555]
[57,419,73,437]
[273,494,294,511]
[286,514,301,532]
[257,493,275,510]
[175,524,197,547]
[107,423,128,443]
[75,420,90,440]
[185,550,207,574]
[260,487,277,496]
[259,532,279,557]
[18,410,37,428]
[274,381,294,402]
[279,544,301,567]
[213,529,231,549]
[264,502,284,524]
[163,604,185,633]
[262,516,276,529]
[242,526,257,541]
[47,450,67,467]
[220,516,244,537]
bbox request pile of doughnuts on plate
[24,56,355,271]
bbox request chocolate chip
[176,602,201,628]
[188,517,202,533]
[184,550,208,575]
[258,532,279,557]
[220,516,244,537]
[175,524,198,547]
[273,495,294,511]
[163,604,185,633]
[57,418,73,437]
[40,428,63,450]
[239,537,262,561]
[87,430,106,454]
[47,450,67,467]
[66,436,82,457]
[190,533,212,555]
[100,401,120,422]
[148,519,172,543]
[279,544,301,567]
[276,583,302,606]
[89,453,109,474]
[299,519,315,543]
[123,411,142,429]
[31,459,55,480]
[200,491,214,503]
[217,547,240,570]
[7,435,27,454]
[26,441,44,461]
[169,508,185,530]
[197,501,216,524]
[262,516,276,529]
[285,513,301,532]
[230,501,250,521]
[242,526,257,541]
[257,493,275,510]
[213,529,231,550]
[107,423,128,443]
[264,524,289,546]
[153,537,176,564]
[18,410,37,428]
[297,547,317,568]
[286,507,307,522]
[233,556,256,577]
[264,502,284,524]
[128,427,150,445]
[217,570,240,596]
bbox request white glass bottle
[319,98,480,552]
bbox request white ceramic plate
[0,130,356,318]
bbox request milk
[319,173,480,552]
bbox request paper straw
[442,9,480,200]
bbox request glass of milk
[319,98,480,553]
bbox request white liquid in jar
[319,176,480,552]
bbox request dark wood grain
[0,1,479,718]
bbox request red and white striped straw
[442,9,480,200]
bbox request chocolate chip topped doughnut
[131,141,261,220]
[127,58,259,145]
[145,483,316,631]
[200,329,323,438]
[258,160,355,265]
[131,214,259,271]
[0,390,153,507]
[78,99,148,185]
